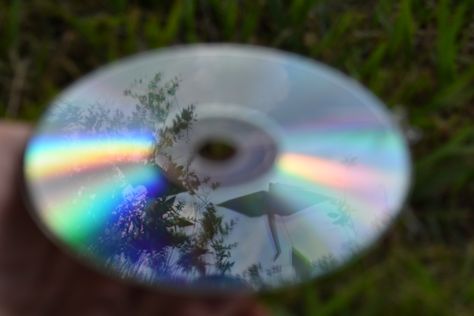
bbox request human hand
[0,121,268,316]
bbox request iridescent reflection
[24,46,410,292]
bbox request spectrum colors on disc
[23,45,411,293]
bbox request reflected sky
[24,45,410,292]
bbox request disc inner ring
[160,113,280,188]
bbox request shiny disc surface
[24,45,411,293]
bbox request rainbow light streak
[276,153,396,191]
[292,114,387,131]
[44,165,165,246]
[25,133,155,179]
[276,152,403,228]
[285,127,396,147]
[283,128,403,168]
[25,133,167,246]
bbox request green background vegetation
[1,0,473,315]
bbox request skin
[0,121,268,316]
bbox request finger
[175,295,269,316]
[134,291,269,316]
[0,121,32,210]
[0,122,269,316]
[0,121,132,315]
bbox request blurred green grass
[1,0,473,315]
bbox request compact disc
[23,45,411,293]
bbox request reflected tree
[313,254,338,274]
[43,71,350,290]
[47,73,237,284]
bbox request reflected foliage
[48,73,237,285]
[43,72,357,290]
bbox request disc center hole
[198,139,237,162]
